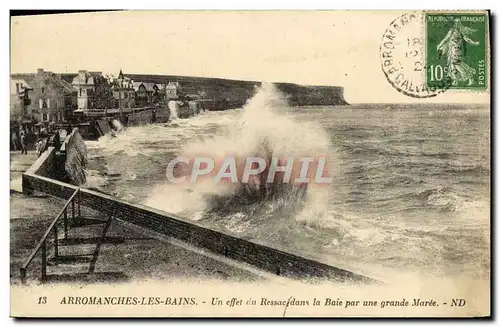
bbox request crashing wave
[146,83,337,227]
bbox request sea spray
[168,100,180,120]
[111,119,125,132]
[145,83,340,226]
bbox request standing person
[35,138,42,157]
[20,132,27,154]
[28,124,35,143]
[33,125,40,142]
[53,130,61,151]
[10,130,17,151]
[19,125,25,141]
[40,123,48,138]
[11,129,18,151]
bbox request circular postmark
[380,12,451,98]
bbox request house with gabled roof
[12,69,78,123]
[72,70,114,110]
[132,81,164,107]
[133,82,149,107]
[108,69,136,109]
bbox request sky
[10,10,489,103]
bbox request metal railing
[19,188,81,284]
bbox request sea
[84,85,490,282]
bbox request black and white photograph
[9,10,491,318]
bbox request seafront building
[10,68,177,124]
[71,70,114,110]
[133,82,164,107]
[109,69,136,110]
[11,69,78,123]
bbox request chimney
[37,68,44,74]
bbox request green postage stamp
[425,13,488,90]
[380,11,489,98]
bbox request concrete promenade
[10,150,38,193]
[10,191,266,284]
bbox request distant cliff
[126,74,349,107]
[274,83,348,106]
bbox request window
[124,92,128,99]
[41,87,45,94]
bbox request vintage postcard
[9,10,490,318]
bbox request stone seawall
[75,107,171,139]
[62,128,87,185]
[24,147,57,179]
[22,128,88,186]
[124,107,170,126]
[22,172,376,283]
